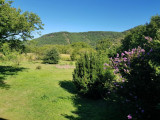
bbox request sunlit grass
[0,60,122,120]
[60,54,71,61]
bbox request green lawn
[0,61,123,120]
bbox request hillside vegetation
[33,31,124,46]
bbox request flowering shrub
[104,36,160,120]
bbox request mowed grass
[0,61,122,120]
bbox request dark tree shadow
[0,65,26,89]
[59,80,77,94]
[59,80,124,120]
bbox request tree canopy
[121,15,160,51]
[0,0,44,41]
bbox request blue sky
[12,0,160,38]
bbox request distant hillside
[33,31,124,46]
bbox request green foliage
[25,41,73,59]
[119,53,160,120]
[71,42,91,49]
[0,39,25,53]
[121,15,160,51]
[1,42,10,56]
[70,50,80,61]
[70,48,95,61]
[55,44,73,54]
[1,43,22,66]
[73,52,115,98]
[0,0,43,41]
[24,40,38,52]
[69,42,94,61]
[121,25,147,51]
[110,17,160,119]
[43,47,60,64]
[25,41,94,61]
[96,39,120,57]
[33,31,124,46]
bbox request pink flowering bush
[104,36,160,120]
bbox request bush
[1,43,22,66]
[70,48,95,61]
[70,50,80,61]
[43,48,60,64]
[73,52,115,99]
[96,39,120,57]
[105,36,160,120]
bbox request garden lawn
[0,61,122,120]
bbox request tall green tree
[96,39,119,57]
[121,15,160,51]
[0,0,44,41]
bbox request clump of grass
[36,65,42,70]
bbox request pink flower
[138,46,141,49]
[132,48,136,52]
[125,51,129,55]
[127,114,132,119]
[117,53,119,57]
[121,53,125,56]
[123,57,127,62]
[145,36,152,42]
[141,49,145,53]
[124,64,127,67]
[126,69,129,73]
[131,51,134,54]
[145,36,149,40]
[104,63,109,66]
[115,58,119,61]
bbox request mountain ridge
[33,31,125,46]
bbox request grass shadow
[0,65,26,89]
[59,80,124,120]
[59,80,77,94]
[0,118,8,120]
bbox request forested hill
[33,31,124,46]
